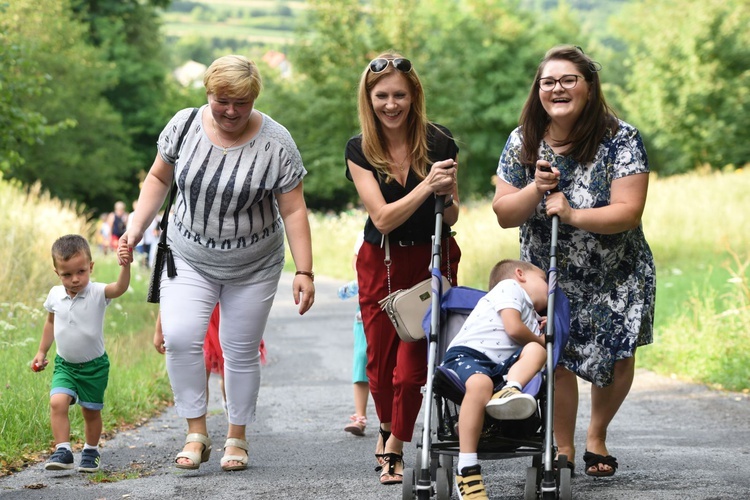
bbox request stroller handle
[434,193,448,215]
[537,163,560,193]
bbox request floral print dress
[497,120,656,387]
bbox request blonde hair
[204,55,263,100]
[488,259,540,290]
[356,51,431,183]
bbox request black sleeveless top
[345,123,459,245]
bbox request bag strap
[383,232,453,295]
[384,235,392,295]
[159,107,199,233]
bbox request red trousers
[356,237,460,442]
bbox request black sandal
[583,450,618,477]
[379,452,404,485]
[374,426,391,472]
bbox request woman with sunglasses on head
[345,51,461,486]
[492,45,656,478]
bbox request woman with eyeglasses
[345,51,461,485]
[492,45,656,478]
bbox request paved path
[1,274,749,499]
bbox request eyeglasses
[538,74,583,92]
[369,58,413,74]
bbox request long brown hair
[357,51,431,183]
[519,45,618,167]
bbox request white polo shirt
[447,279,542,365]
[44,282,110,363]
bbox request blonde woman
[120,55,315,472]
[345,52,461,485]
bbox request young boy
[440,259,548,499]
[32,234,130,472]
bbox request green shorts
[50,353,110,410]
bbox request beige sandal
[221,438,249,471]
[175,433,212,470]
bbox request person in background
[107,201,128,252]
[345,51,461,485]
[32,234,130,472]
[120,55,315,472]
[492,44,655,477]
[95,213,111,255]
[338,231,369,437]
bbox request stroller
[402,197,572,500]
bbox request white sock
[457,453,478,473]
[84,443,99,451]
[506,380,522,391]
[56,442,71,451]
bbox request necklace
[392,153,409,171]
[212,118,249,155]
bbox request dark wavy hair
[519,45,618,167]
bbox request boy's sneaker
[455,465,488,500]
[78,449,101,473]
[44,448,75,470]
[485,386,537,420]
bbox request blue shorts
[441,346,521,388]
[50,353,109,410]
[352,313,368,384]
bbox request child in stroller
[439,259,549,499]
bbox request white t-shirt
[447,279,542,364]
[44,282,111,363]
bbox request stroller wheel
[558,467,572,500]
[439,454,454,487]
[436,465,452,500]
[524,466,539,500]
[402,467,415,500]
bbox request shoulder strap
[160,107,198,232]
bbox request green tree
[5,0,138,210]
[258,0,371,208]
[611,0,750,174]
[260,0,592,208]
[0,3,67,173]
[413,0,593,197]
[71,0,174,171]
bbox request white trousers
[160,254,278,425]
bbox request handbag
[146,107,198,303]
[378,235,452,342]
[379,275,451,342]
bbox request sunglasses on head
[369,58,413,74]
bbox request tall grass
[0,179,92,305]
[0,177,171,473]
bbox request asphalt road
[1,273,749,499]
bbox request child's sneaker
[44,448,75,470]
[485,386,537,420]
[78,449,101,473]
[343,414,367,436]
[455,464,488,499]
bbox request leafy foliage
[4,0,138,211]
[70,0,174,170]
[259,0,596,208]
[0,3,64,173]
[611,0,750,174]
[3,0,750,212]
